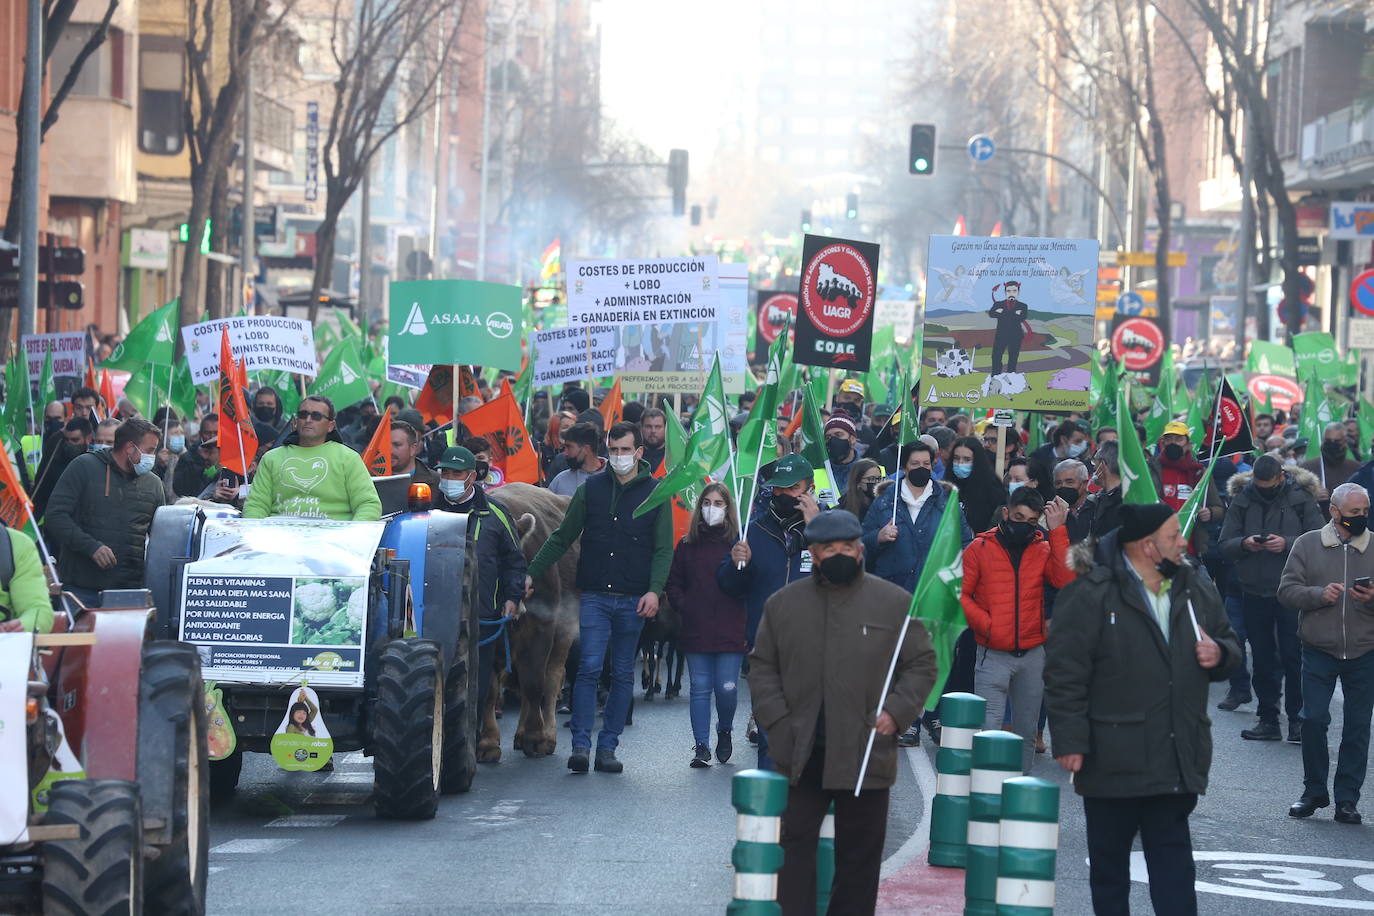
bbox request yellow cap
[1161,420,1191,438]
[837,378,866,398]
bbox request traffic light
[801,209,813,232]
[667,148,689,217]
[690,205,701,227]
[845,193,858,220]
[178,219,213,254]
[909,123,936,176]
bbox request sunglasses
[297,409,332,422]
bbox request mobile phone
[1257,533,1273,541]
[1355,577,1372,589]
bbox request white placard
[127,227,170,270]
[20,332,86,381]
[181,316,318,385]
[531,325,620,386]
[0,632,34,843]
[566,256,720,327]
[875,298,917,344]
[1349,318,1374,351]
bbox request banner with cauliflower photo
[179,518,386,688]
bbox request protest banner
[1110,315,1167,388]
[793,234,881,371]
[921,234,1099,412]
[20,332,86,381]
[754,291,797,364]
[388,278,522,369]
[181,316,317,385]
[566,256,720,327]
[531,325,620,386]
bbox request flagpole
[854,612,913,796]
[21,499,60,588]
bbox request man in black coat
[987,280,1029,375]
[1046,503,1239,916]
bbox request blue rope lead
[478,616,514,672]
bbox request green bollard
[964,731,1024,916]
[816,802,835,914]
[728,769,789,915]
[928,692,987,868]
[995,777,1060,916]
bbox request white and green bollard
[816,802,835,914]
[964,731,1023,916]
[929,692,987,867]
[995,776,1060,915]
[728,769,789,915]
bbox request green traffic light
[914,157,929,172]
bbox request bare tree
[307,0,466,322]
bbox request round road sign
[968,135,996,162]
[1247,374,1303,413]
[1351,268,1374,317]
[757,292,797,345]
[1110,317,1164,372]
[1116,291,1145,316]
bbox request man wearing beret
[750,509,937,915]
[1045,503,1240,915]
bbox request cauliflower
[344,588,366,630]
[295,582,337,625]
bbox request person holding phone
[1277,481,1374,825]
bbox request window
[49,24,128,100]
[139,36,184,155]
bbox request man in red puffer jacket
[962,486,1075,772]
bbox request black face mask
[835,401,861,420]
[475,460,490,481]
[826,438,851,463]
[1257,482,1280,500]
[1055,486,1080,506]
[1153,551,1182,578]
[1322,440,1348,461]
[253,405,278,424]
[1340,514,1369,538]
[44,417,64,435]
[1162,443,1185,462]
[771,493,800,517]
[817,553,862,585]
[862,481,877,497]
[999,519,1036,545]
[906,466,932,489]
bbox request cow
[934,346,975,378]
[478,483,580,761]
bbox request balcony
[48,96,137,203]
[1293,104,1374,189]
[251,92,295,173]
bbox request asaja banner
[793,234,880,371]
[388,279,522,369]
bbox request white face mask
[608,454,637,475]
[439,478,468,501]
[133,449,156,476]
[702,505,726,526]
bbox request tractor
[142,477,481,819]
[0,591,209,915]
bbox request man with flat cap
[1046,502,1240,916]
[749,509,937,915]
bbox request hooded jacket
[434,486,527,621]
[717,501,812,646]
[1219,467,1325,597]
[1277,522,1374,661]
[962,524,1075,652]
[1043,532,1240,798]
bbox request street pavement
[206,678,1373,913]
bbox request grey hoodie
[1278,522,1374,660]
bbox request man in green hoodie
[243,396,381,522]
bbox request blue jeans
[1299,646,1374,804]
[570,593,645,753]
[1224,592,1251,695]
[684,651,744,746]
[1241,593,1301,724]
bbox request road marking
[304,791,371,806]
[1130,851,1374,909]
[879,744,937,880]
[467,799,525,827]
[210,838,300,855]
[208,866,227,875]
[323,772,374,783]
[265,814,347,828]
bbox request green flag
[1246,340,1296,377]
[334,305,362,340]
[124,358,199,421]
[36,346,54,414]
[1143,388,1171,445]
[798,382,829,472]
[1293,332,1343,383]
[908,490,967,709]
[3,351,32,449]
[1357,398,1374,461]
[634,356,729,517]
[1299,373,1337,449]
[736,320,786,486]
[103,300,178,371]
[1184,371,1212,442]
[309,337,371,408]
[1092,359,1118,433]
[1178,459,1216,541]
[1116,382,1160,505]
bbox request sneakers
[897,726,921,747]
[568,748,590,773]
[746,716,759,745]
[924,718,943,746]
[690,744,712,768]
[716,730,733,764]
[1241,721,1283,741]
[1335,801,1362,825]
[594,749,623,773]
[1216,689,1252,711]
[1288,719,1302,744]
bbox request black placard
[793,234,880,371]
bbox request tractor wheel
[440,559,480,794]
[209,749,243,801]
[372,638,444,819]
[136,641,210,916]
[42,779,144,916]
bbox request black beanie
[1118,503,1173,543]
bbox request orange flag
[458,366,480,400]
[651,453,693,544]
[461,391,539,485]
[0,438,34,530]
[598,377,624,429]
[499,378,514,400]
[98,369,117,417]
[218,328,258,475]
[361,408,392,476]
[783,401,804,439]
[84,359,102,417]
[415,365,455,425]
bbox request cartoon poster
[269,685,334,771]
[921,235,1099,411]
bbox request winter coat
[1044,532,1240,798]
[1277,522,1374,661]
[44,451,170,591]
[1084,485,1123,540]
[172,447,220,498]
[434,487,527,621]
[962,525,1075,652]
[749,571,937,791]
[1300,455,1363,511]
[717,507,812,646]
[666,528,748,654]
[1219,467,1325,597]
[860,481,973,592]
[1156,452,1225,555]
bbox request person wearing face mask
[665,484,748,768]
[839,459,883,520]
[1153,422,1224,556]
[1219,453,1325,742]
[251,386,290,436]
[432,446,527,724]
[1053,458,1094,543]
[1046,503,1238,916]
[962,487,1075,773]
[154,421,188,503]
[92,418,119,451]
[944,436,1004,534]
[1302,421,1363,513]
[31,417,95,522]
[548,422,605,497]
[1029,420,1091,501]
[43,417,169,608]
[822,415,861,493]
[749,509,937,915]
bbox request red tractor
[0,588,209,915]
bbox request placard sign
[20,332,86,381]
[0,632,33,843]
[180,518,385,688]
[793,234,880,371]
[566,256,720,327]
[531,326,620,386]
[181,316,318,384]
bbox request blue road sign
[968,135,995,163]
[1353,269,1374,317]
[1116,291,1145,316]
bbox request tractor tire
[209,749,243,801]
[440,555,481,794]
[42,779,144,916]
[372,638,444,819]
[137,641,210,916]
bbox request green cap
[770,453,814,488]
[437,446,476,471]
